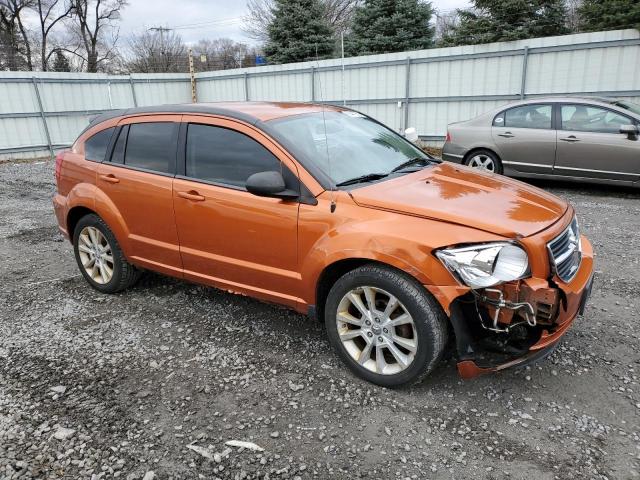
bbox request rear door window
[185,123,284,188]
[124,122,178,174]
[561,105,633,133]
[496,104,553,129]
[84,127,115,162]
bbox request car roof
[506,96,618,106]
[456,96,640,125]
[87,101,346,129]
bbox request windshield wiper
[389,157,431,174]
[335,173,389,187]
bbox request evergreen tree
[264,0,334,64]
[347,0,434,56]
[578,0,640,32]
[442,0,569,46]
[51,48,71,72]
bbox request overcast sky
[117,0,471,45]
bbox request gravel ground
[1,159,639,480]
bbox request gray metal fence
[1,28,639,160]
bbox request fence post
[31,76,53,160]
[188,48,197,103]
[129,75,138,107]
[244,72,249,101]
[403,57,411,132]
[310,66,315,102]
[107,80,113,108]
[520,46,529,99]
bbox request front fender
[299,223,468,307]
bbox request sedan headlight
[435,242,530,289]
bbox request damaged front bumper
[430,235,594,379]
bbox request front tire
[325,265,448,388]
[465,149,503,174]
[73,214,141,294]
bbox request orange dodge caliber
[53,102,594,387]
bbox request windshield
[612,100,640,116]
[268,111,431,186]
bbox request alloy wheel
[468,154,495,172]
[77,226,114,285]
[336,286,418,375]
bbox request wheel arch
[65,183,131,257]
[314,258,432,323]
[462,146,501,165]
[67,205,97,239]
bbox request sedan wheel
[467,153,496,172]
[336,286,418,375]
[77,226,114,284]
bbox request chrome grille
[547,217,582,283]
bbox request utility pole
[149,26,172,47]
[188,48,197,103]
[149,26,172,70]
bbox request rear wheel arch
[463,147,503,174]
[67,206,96,241]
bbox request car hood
[349,162,568,238]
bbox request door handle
[177,190,205,202]
[99,174,120,184]
[498,132,514,138]
[560,136,580,143]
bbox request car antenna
[315,44,337,213]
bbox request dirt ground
[1,159,639,480]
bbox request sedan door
[554,104,640,182]
[172,117,302,309]
[491,103,557,174]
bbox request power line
[170,16,244,31]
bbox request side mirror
[246,171,298,200]
[620,124,638,140]
[404,127,419,143]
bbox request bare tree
[243,0,360,42]
[34,0,74,70]
[565,0,583,32]
[126,29,186,73]
[70,0,126,72]
[0,0,33,70]
[434,9,460,44]
[192,38,254,71]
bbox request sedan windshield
[268,111,431,186]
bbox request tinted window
[186,124,282,187]
[502,104,552,129]
[561,105,633,133]
[124,122,177,173]
[84,127,114,162]
[108,126,127,164]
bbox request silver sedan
[442,97,640,187]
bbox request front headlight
[435,242,530,289]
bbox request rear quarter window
[84,127,115,162]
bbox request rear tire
[73,214,141,294]
[465,149,503,174]
[324,264,448,388]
